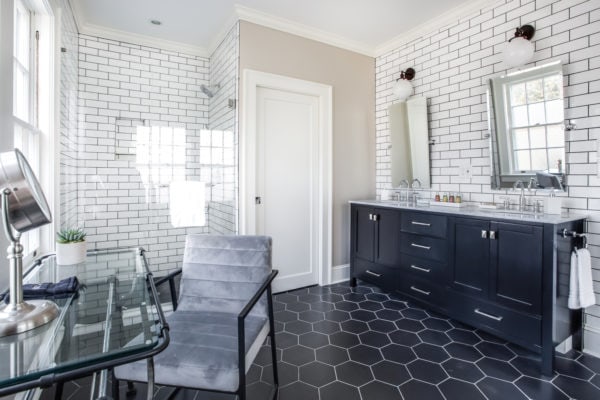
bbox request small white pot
[56,241,87,265]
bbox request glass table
[0,248,169,398]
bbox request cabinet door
[451,218,490,297]
[353,206,375,261]
[490,222,543,315]
[374,208,401,266]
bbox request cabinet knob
[369,213,373,220]
[481,230,487,239]
[489,231,496,240]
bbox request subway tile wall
[75,35,212,273]
[375,0,600,334]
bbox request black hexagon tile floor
[40,282,600,400]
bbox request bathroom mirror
[488,61,566,189]
[389,96,430,188]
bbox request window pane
[529,126,546,148]
[514,150,531,171]
[548,148,565,173]
[510,83,526,106]
[14,1,30,67]
[531,149,548,171]
[14,63,29,121]
[526,79,544,103]
[545,100,563,123]
[528,103,546,125]
[513,128,529,149]
[512,105,528,127]
[544,75,562,100]
[547,125,565,147]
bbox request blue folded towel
[3,276,80,303]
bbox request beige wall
[239,21,375,267]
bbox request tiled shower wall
[375,0,600,343]
[207,23,240,234]
[74,35,211,273]
[58,0,79,229]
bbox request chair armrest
[237,270,279,320]
[153,268,182,311]
[153,268,182,286]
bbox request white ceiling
[71,0,491,56]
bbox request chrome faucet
[528,177,538,191]
[397,179,410,203]
[513,180,526,211]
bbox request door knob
[255,196,262,204]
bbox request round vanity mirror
[0,149,52,232]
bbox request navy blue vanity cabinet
[350,205,401,290]
[350,201,586,376]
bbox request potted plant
[56,228,87,265]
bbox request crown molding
[375,0,497,57]
[233,4,375,57]
[206,12,239,57]
[68,0,208,57]
[67,0,86,32]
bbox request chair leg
[111,369,120,400]
[54,382,63,400]
[267,285,279,391]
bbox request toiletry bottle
[442,193,448,202]
[456,193,462,203]
[449,193,455,203]
[435,193,440,202]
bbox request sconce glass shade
[503,36,535,68]
[393,79,413,101]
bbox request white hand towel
[568,248,596,310]
[169,181,206,228]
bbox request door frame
[240,69,333,287]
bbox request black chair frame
[113,268,279,400]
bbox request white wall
[375,0,600,349]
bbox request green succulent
[56,227,87,244]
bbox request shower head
[200,83,220,98]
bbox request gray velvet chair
[113,234,279,400]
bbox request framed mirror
[487,61,566,189]
[389,96,430,188]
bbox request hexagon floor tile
[44,281,600,400]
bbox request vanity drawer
[400,233,448,262]
[448,290,541,348]
[401,212,448,238]
[353,259,397,291]
[397,275,446,310]
[400,254,446,283]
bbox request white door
[256,87,320,293]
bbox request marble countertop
[349,200,587,225]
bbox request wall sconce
[503,25,535,68]
[393,68,415,101]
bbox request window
[507,73,565,174]
[10,0,53,259]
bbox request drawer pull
[410,286,431,296]
[474,308,503,322]
[410,264,431,273]
[411,243,431,250]
[411,221,431,227]
[365,270,382,277]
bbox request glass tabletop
[0,248,164,392]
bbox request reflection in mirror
[389,97,430,188]
[487,61,566,189]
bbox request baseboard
[583,325,600,358]
[331,264,350,284]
